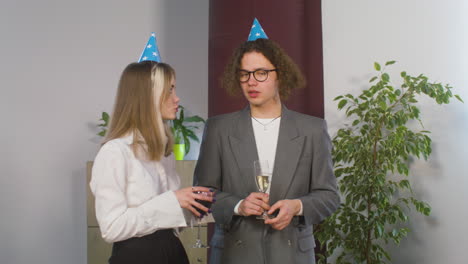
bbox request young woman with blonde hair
[91,61,213,264]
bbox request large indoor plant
[171,105,205,160]
[315,61,463,263]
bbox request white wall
[0,0,208,263]
[322,0,468,263]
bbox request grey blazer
[195,106,339,264]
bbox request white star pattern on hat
[247,18,268,41]
[138,32,162,62]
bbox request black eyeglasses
[238,69,277,83]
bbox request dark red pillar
[209,0,324,118]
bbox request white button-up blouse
[90,134,187,243]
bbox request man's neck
[250,101,282,118]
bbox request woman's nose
[174,93,180,104]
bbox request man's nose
[247,73,258,85]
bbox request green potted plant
[97,106,205,161]
[315,61,463,264]
[97,111,110,137]
[171,105,205,160]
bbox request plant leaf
[382,73,390,82]
[374,62,381,71]
[338,99,347,110]
[184,116,205,123]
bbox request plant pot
[173,144,186,160]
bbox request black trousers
[109,229,189,264]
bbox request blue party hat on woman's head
[138,32,161,62]
[247,18,268,41]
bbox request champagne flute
[253,160,272,220]
[192,191,212,248]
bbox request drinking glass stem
[197,220,201,240]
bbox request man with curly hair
[195,24,339,264]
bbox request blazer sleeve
[194,118,242,227]
[90,142,186,243]
[299,119,340,225]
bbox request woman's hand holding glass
[191,188,214,248]
[174,186,214,217]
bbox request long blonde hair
[104,61,175,161]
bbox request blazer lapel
[270,107,305,203]
[228,107,259,194]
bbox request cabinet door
[87,161,98,227]
[180,226,209,264]
[87,227,112,264]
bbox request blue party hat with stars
[247,18,268,41]
[138,32,161,62]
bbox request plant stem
[366,94,387,264]
[366,177,372,264]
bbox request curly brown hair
[222,38,306,100]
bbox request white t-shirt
[234,117,280,214]
[251,116,281,194]
[234,117,303,215]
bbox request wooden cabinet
[86,161,208,264]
